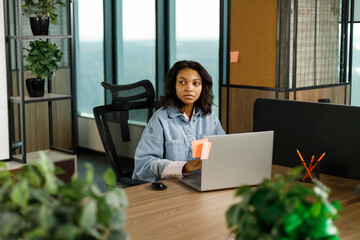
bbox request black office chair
[93,80,156,187]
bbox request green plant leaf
[226,204,238,228]
[226,168,342,239]
[310,201,323,217]
[0,171,12,184]
[21,0,65,24]
[283,212,302,234]
[109,210,127,230]
[58,181,85,201]
[10,179,30,208]
[0,153,128,239]
[97,198,112,226]
[235,185,251,196]
[80,199,97,230]
[331,200,343,211]
[31,189,54,207]
[23,40,63,79]
[54,224,79,240]
[90,184,102,197]
[107,230,129,240]
[105,188,129,209]
[0,161,6,169]
[86,228,103,239]
[24,226,48,239]
[54,166,65,175]
[24,170,42,187]
[39,204,55,229]
[0,181,12,202]
[0,212,22,237]
[84,163,95,184]
[104,168,117,188]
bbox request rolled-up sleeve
[160,161,187,179]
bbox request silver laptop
[180,131,274,191]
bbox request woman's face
[175,68,202,107]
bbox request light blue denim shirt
[132,105,225,182]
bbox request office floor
[77,148,130,192]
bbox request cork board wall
[230,0,278,87]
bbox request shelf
[8,149,76,168]
[4,0,77,164]
[6,35,72,40]
[10,93,72,103]
[3,149,77,182]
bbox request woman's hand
[182,158,202,174]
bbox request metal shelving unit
[3,0,77,164]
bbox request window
[75,0,222,120]
[75,0,104,118]
[117,0,156,85]
[115,0,156,125]
[172,0,220,115]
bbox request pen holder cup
[299,162,320,183]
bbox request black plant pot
[26,78,45,97]
[29,17,50,35]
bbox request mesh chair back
[93,80,155,185]
[101,80,155,142]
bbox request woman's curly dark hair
[159,60,214,115]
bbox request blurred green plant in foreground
[226,167,342,240]
[0,152,128,240]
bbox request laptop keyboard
[182,171,201,189]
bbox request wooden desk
[124,165,360,240]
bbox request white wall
[0,5,10,160]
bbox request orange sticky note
[200,141,212,160]
[192,139,208,158]
[230,51,239,63]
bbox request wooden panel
[277,91,286,99]
[225,88,276,133]
[220,87,228,131]
[25,102,50,152]
[290,85,348,104]
[230,0,278,87]
[52,67,71,95]
[53,100,72,149]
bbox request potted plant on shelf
[22,0,66,35]
[0,152,129,240]
[23,40,63,97]
[226,167,342,240]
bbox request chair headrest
[101,80,155,111]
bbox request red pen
[303,155,315,180]
[297,149,313,181]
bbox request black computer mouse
[151,181,168,190]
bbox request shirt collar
[167,105,201,119]
[183,108,196,121]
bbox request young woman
[132,60,225,182]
